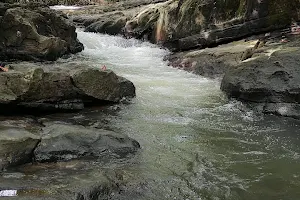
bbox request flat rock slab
[167,40,255,78]
[221,45,300,118]
[34,123,140,162]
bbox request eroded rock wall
[125,0,300,50]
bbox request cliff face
[125,0,300,50]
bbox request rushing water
[72,31,300,200]
[1,31,300,200]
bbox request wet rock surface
[0,107,143,200]
[0,3,83,61]
[221,37,300,118]
[34,123,140,162]
[0,3,140,195]
[0,163,148,200]
[0,63,135,112]
[0,106,140,169]
[167,40,250,78]
[0,118,41,170]
[84,16,127,35]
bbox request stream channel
[1,31,300,200]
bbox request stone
[85,17,127,35]
[0,3,83,61]
[34,123,140,162]
[167,39,254,78]
[71,68,135,102]
[0,118,41,170]
[221,45,300,118]
[0,63,135,113]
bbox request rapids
[74,32,300,200]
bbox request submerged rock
[0,118,41,170]
[34,123,140,162]
[0,3,83,61]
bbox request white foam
[50,5,82,10]
[0,190,17,197]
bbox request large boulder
[34,123,140,162]
[221,44,300,118]
[0,63,136,112]
[125,0,300,50]
[0,3,83,61]
[72,68,126,102]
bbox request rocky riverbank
[168,31,300,119]
[1,0,300,199]
[0,0,139,179]
[0,110,142,200]
[221,35,300,119]
[76,0,300,119]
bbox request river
[1,31,300,200]
[75,31,300,199]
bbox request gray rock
[71,68,121,103]
[0,3,83,61]
[85,17,127,35]
[71,68,135,103]
[221,48,300,103]
[167,40,251,78]
[0,119,40,170]
[221,46,300,118]
[34,123,140,162]
[0,63,135,112]
[263,103,300,119]
[118,76,136,99]
[168,50,230,78]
